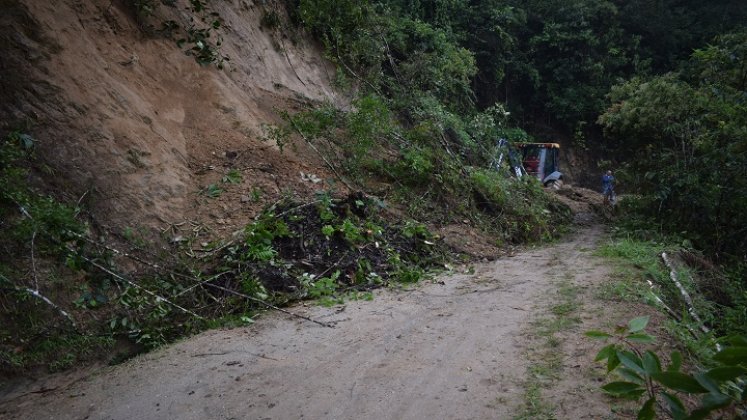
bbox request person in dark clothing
[602,170,615,204]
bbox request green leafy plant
[299,271,341,306]
[338,218,364,245]
[315,191,336,222]
[321,225,334,238]
[221,169,242,184]
[588,317,747,419]
[200,184,223,198]
[240,275,268,301]
[401,220,430,239]
[242,213,290,262]
[250,187,262,201]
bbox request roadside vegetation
[518,276,583,419]
[0,132,466,370]
[591,230,747,417]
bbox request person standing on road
[602,170,615,202]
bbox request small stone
[240,195,251,203]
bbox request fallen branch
[381,35,404,84]
[661,252,709,334]
[289,118,356,191]
[279,35,307,88]
[204,282,334,328]
[73,251,204,320]
[30,231,39,290]
[315,251,350,280]
[644,276,682,322]
[0,274,77,329]
[172,271,232,298]
[71,234,335,329]
[272,199,323,220]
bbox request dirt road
[1,219,626,419]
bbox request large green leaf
[585,330,612,339]
[627,316,650,333]
[699,392,732,411]
[704,366,747,382]
[601,381,646,399]
[637,397,656,420]
[607,350,621,372]
[693,372,721,395]
[595,344,616,362]
[651,372,708,393]
[660,391,686,420]
[642,351,661,375]
[724,336,747,347]
[686,393,731,420]
[618,350,646,375]
[713,347,747,366]
[668,351,682,372]
[618,367,645,384]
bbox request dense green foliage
[599,32,747,260]
[287,0,746,249]
[280,0,575,243]
[287,0,746,263]
[596,234,747,417]
[0,133,113,371]
[299,0,745,129]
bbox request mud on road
[1,220,632,419]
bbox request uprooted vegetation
[267,97,572,246]
[0,140,450,370]
[1,105,572,373]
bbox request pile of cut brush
[0,191,455,371]
[208,192,452,305]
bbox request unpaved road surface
[1,220,625,419]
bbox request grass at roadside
[589,234,747,418]
[515,275,582,419]
[593,236,719,360]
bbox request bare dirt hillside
[0,204,661,419]
[1,0,341,233]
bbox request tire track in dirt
[1,222,615,420]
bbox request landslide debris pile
[1,189,453,373]
[209,192,452,300]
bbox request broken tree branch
[279,35,307,88]
[30,231,38,291]
[0,273,77,329]
[661,252,709,334]
[71,234,335,329]
[204,282,334,328]
[288,118,356,192]
[334,49,383,96]
[73,251,204,320]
